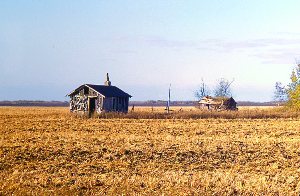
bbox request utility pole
[167,84,171,113]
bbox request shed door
[89,97,96,113]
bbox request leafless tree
[194,78,210,100]
[273,82,287,105]
[214,78,234,97]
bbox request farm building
[67,74,132,115]
[199,96,237,110]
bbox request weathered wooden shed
[199,96,237,110]
[68,74,132,115]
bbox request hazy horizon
[0,83,284,102]
[1,1,300,102]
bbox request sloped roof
[199,96,236,105]
[68,84,132,98]
[199,97,221,105]
[87,84,132,97]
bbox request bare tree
[214,78,234,97]
[194,78,210,100]
[274,82,287,105]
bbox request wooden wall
[102,97,129,112]
[69,86,130,114]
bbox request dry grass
[98,106,300,119]
[1,107,300,195]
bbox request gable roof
[68,84,132,98]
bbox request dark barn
[68,74,132,115]
[222,97,237,110]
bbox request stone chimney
[104,73,111,86]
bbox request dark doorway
[89,98,96,114]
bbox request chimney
[104,73,111,86]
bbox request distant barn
[67,73,132,115]
[199,96,237,110]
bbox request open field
[1,107,300,195]
[130,106,278,112]
[101,106,299,119]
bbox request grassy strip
[93,108,300,119]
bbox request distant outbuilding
[67,73,132,115]
[199,96,237,110]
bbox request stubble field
[1,107,300,195]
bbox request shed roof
[199,96,236,105]
[68,84,132,98]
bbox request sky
[1,0,300,101]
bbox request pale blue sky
[1,0,300,101]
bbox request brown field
[129,106,277,112]
[1,107,300,195]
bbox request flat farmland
[129,105,277,112]
[1,107,300,195]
